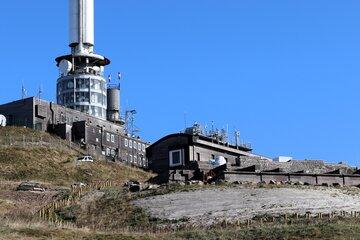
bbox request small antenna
[184,111,187,131]
[37,84,43,99]
[235,130,240,147]
[226,124,229,141]
[108,74,112,83]
[118,72,122,89]
[21,81,27,99]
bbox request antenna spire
[21,82,27,99]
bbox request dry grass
[2,217,360,240]
[0,126,154,233]
[0,127,153,186]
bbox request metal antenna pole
[21,82,27,100]
[184,111,187,131]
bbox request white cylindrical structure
[69,0,94,48]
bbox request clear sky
[1,1,360,166]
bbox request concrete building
[0,97,149,168]
[146,124,269,182]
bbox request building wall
[191,145,240,164]
[147,134,252,182]
[147,135,191,177]
[0,98,34,128]
[224,172,360,186]
[120,136,147,168]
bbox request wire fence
[35,180,117,227]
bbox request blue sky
[1,1,360,166]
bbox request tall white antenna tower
[56,0,110,119]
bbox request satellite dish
[0,115,6,127]
[92,66,101,72]
[59,60,72,75]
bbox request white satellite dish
[0,115,6,127]
[59,60,72,75]
[92,66,101,72]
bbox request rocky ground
[133,186,360,225]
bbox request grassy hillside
[0,127,153,186]
[0,146,152,186]
[0,126,154,229]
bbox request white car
[77,156,94,162]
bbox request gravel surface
[133,187,360,224]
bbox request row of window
[57,78,106,92]
[106,133,116,143]
[58,92,106,106]
[169,150,230,167]
[125,153,147,167]
[124,139,146,152]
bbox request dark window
[172,151,181,165]
[197,153,201,161]
[211,154,215,159]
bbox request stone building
[146,124,270,182]
[0,97,149,168]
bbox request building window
[130,155,133,163]
[106,133,110,142]
[111,134,115,143]
[169,149,183,167]
[125,139,128,147]
[134,155,137,164]
[96,138,99,142]
[142,144,146,152]
[197,153,201,161]
[211,154,215,160]
[138,143,141,151]
[106,148,110,156]
[111,149,116,157]
[129,140,133,148]
[133,142,137,149]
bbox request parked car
[77,156,94,162]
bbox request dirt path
[134,187,360,224]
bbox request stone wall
[237,156,354,174]
[224,172,360,186]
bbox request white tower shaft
[69,0,94,53]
